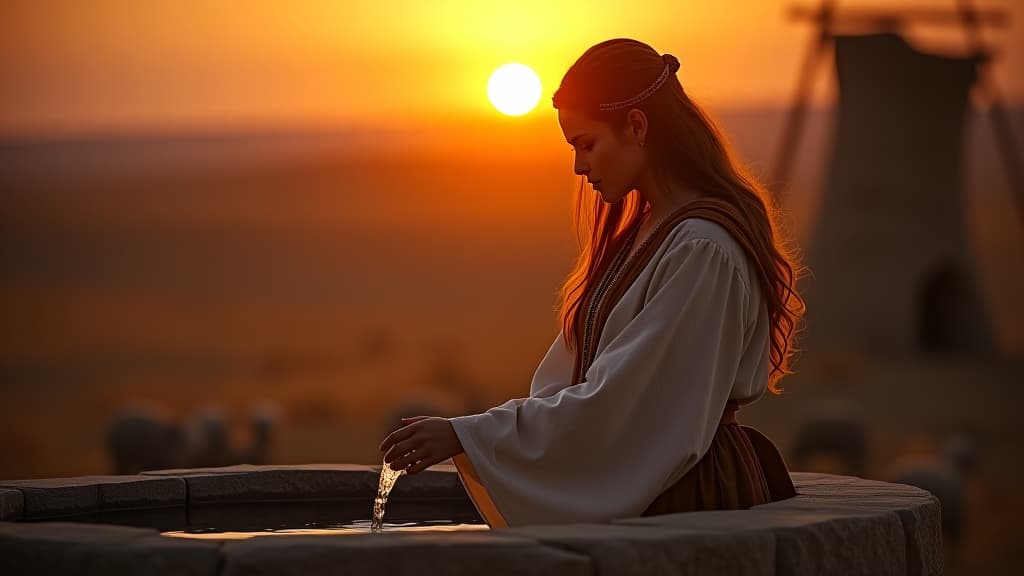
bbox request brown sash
[644,401,797,516]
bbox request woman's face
[558,107,645,204]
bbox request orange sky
[1,0,1021,137]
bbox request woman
[380,38,805,527]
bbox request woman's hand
[379,416,464,475]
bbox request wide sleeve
[449,238,751,526]
[528,330,574,398]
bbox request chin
[597,188,629,204]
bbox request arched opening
[917,264,987,356]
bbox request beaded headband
[597,54,679,111]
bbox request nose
[573,156,589,177]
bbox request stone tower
[803,33,994,358]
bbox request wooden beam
[787,5,1009,28]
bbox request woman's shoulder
[663,217,747,264]
[660,217,757,293]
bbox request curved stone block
[0,478,97,519]
[0,489,23,521]
[0,475,185,519]
[0,521,219,576]
[619,508,905,576]
[220,531,592,576]
[162,465,380,504]
[503,522,774,576]
[760,473,941,576]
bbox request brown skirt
[643,401,796,516]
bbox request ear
[624,108,648,146]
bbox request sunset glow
[1,0,1020,136]
[487,63,542,116]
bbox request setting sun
[487,63,542,117]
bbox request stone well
[0,466,941,575]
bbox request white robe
[450,217,771,526]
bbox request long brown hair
[552,39,805,392]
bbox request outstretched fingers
[405,453,443,475]
[390,448,430,472]
[379,422,418,453]
[383,438,420,465]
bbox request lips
[588,179,601,187]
